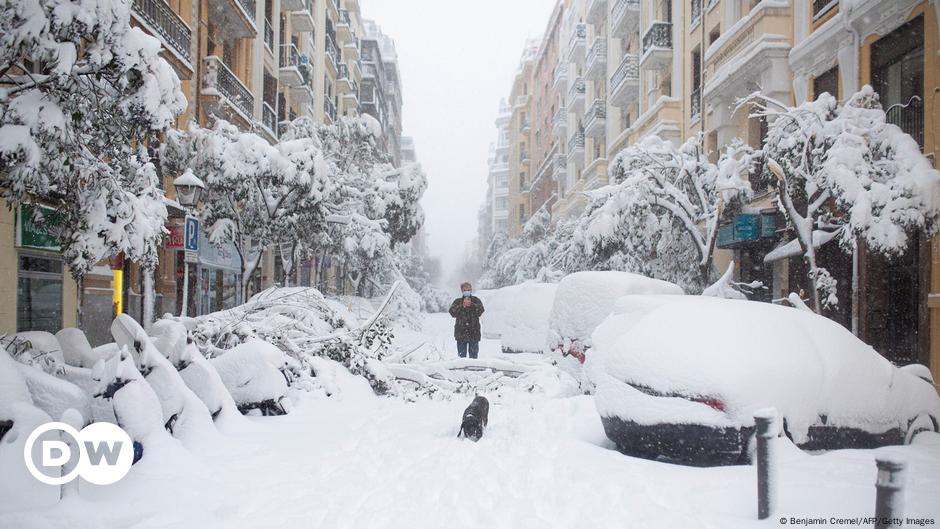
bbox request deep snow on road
[2,313,940,529]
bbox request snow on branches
[0,0,186,276]
[751,86,940,312]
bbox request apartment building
[361,20,404,166]
[3,0,404,344]
[507,41,540,236]
[490,0,940,382]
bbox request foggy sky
[359,0,555,285]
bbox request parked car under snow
[478,282,557,354]
[592,296,940,466]
[546,271,683,384]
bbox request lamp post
[174,170,205,317]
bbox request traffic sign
[184,216,199,252]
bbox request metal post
[59,409,84,500]
[181,261,189,317]
[875,458,906,529]
[755,410,777,520]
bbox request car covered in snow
[546,271,683,382]
[478,281,558,354]
[592,296,940,466]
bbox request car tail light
[694,397,725,412]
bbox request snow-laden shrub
[185,287,398,394]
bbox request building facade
[488,0,940,386]
[2,0,411,344]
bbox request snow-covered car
[478,282,557,354]
[546,271,683,382]
[593,296,940,466]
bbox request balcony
[207,0,256,39]
[290,0,315,33]
[290,79,314,106]
[337,9,352,40]
[553,152,567,177]
[611,0,640,37]
[552,107,567,138]
[281,0,303,10]
[640,21,673,70]
[690,87,701,120]
[567,23,587,63]
[202,56,254,124]
[585,37,607,81]
[586,0,608,24]
[325,35,340,73]
[324,97,337,122]
[584,99,606,138]
[703,2,790,92]
[261,101,278,139]
[567,128,585,167]
[567,77,586,114]
[342,80,359,105]
[886,96,924,148]
[343,35,361,62]
[131,0,193,77]
[552,64,568,94]
[337,63,353,92]
[263,18,274,52]
[520,118,530,134]
[279,44,304,85]
[610,53,639,107]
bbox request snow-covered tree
[751,87,940,313]
[281,115,427,293]
[162,120,329,299]
[577,134,752,288]
[0,0,187,276]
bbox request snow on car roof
[549,271,684,346]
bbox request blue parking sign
[184,216,199,252]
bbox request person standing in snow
[449,282,484,359]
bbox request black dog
[458,396,489,441]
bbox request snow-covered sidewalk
[2,313,939,529]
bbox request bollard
[754,409,777,520]
[874,458,906,529]
[59,409,85,500]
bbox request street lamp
[173,169,205,208]
[173,170,205,317]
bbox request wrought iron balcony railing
[642,21,673,54]
[586,38,607,67]
[612,0,640,23]
[568,129,585,152]
[132,0,192,62]
[262,102,277,136]
[586,99,607,123]
[280,43,300,69]
[886,96,924,148]
[264,18,274,51]
[238,0,256,22]
[611,53,639,89]
[203,56,254,119]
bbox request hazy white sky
[359,0,555,283]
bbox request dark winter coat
[449,296,485,342]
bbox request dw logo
[23,422,134,485]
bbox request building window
[518,204,526,223]
[709,27,720,44]
[812,0,837,20]
[813,66,838,101]
[691,47,702,120]
[495,196,508,210]
[496,173,508,188]
[872,15,924,148]
[17,253,63,333]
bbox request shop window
[17,253,63,333]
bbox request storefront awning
[763,229,841,263]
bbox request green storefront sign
[17,204,61,251]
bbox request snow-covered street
[3,313,939,529]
